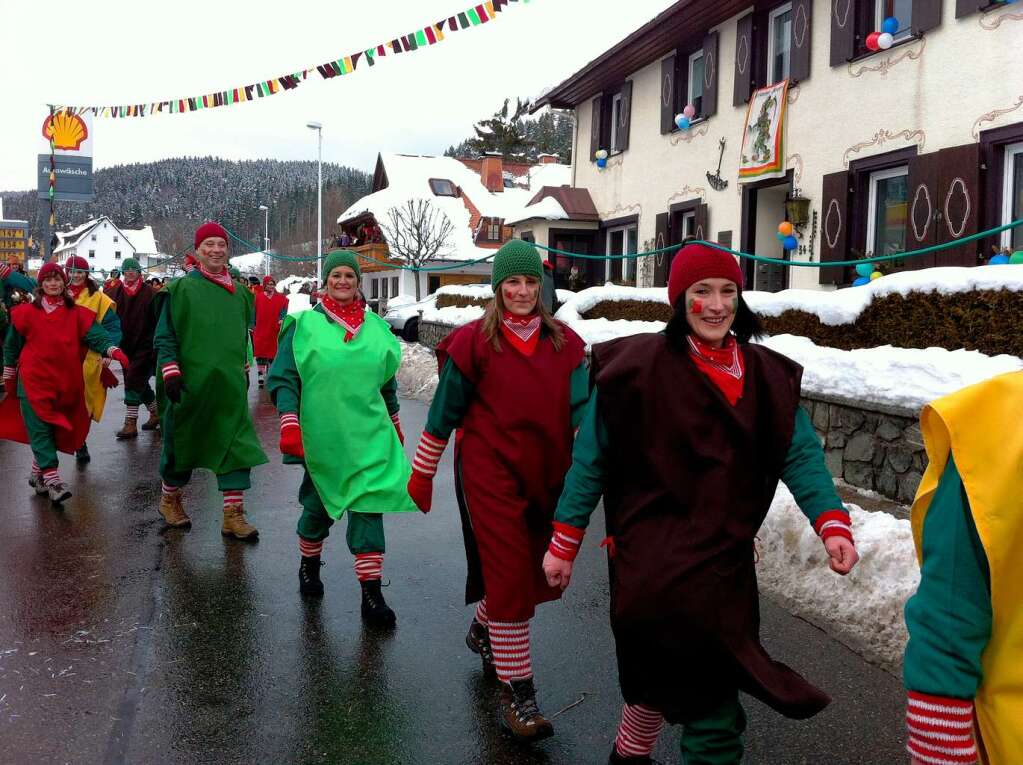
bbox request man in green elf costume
[153,222,267,539]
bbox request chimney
[481,151,504,193]
[537,153,558,165]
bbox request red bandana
[688,334,745,406]
[68,283,84,300]
[500,311,541,356]
[123,278,142,296]
[198,264,235,293]
[42,295,64,314]
[321,295,365,342]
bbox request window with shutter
[1001,142,1023,252]
[829,0,856,66]
[695,203,709,241]
[617,81,632,153]
[734,14,754,106]
[935,143,980,267]
[905,152,939,269]
[767,3,793,84]
[660,54,676,134]
[687,51,705,117]
[819,170,852,284]
[589,96,602,162]
[702,32,719,117]
[653,212,670,287]
[789,0,812,82]
[911,0,941,33]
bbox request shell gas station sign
[37,110,94,202]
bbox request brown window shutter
[912,0,942,32]
[695,203,710,241]
[654,212,670,287]
[733,14,754,106]
[589,96,602,162]
[905,152,939,270]
[819,170,851,284]
[617,81,633,153]
[955,0,984,18]
[790,0,812,83]
[660,54,676,134]
[935,143,981,267]
[702,32,719,117]
[829,0,856,67]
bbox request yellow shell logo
[42,111,89,151]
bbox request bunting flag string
[48,0,527,118]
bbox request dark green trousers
[124,382,155,407]
[680,693,747,765]
[20,396,58,471]
[296,470,384,554]
[159,400,250,490]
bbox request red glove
[391,413,404,445]
[279,413,304,458]
[407,470,434,514]
[100,366,120,389]
[108,348,130,368]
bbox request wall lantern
[784,191,811,230]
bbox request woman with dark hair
[543,242,859,764]
[0,262,128,503]
[407,239,589,742]
[65,256,122,462]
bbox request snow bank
[229,251,267,274]
[757,485,918,670]
[397,339,438,401]
[434,283,493,299]
[556,284,669,320]
[422,304,486,326]
[760,334,1023,411]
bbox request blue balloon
[882,16,899,34]
[852,276,871,286]
[989,254,1010,264]
[782,235,798,251]
[855,262,875,277]
[596,157,607,169]
[675,115,691,130]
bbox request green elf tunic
[267,304,415,550]
[153,270,267,490]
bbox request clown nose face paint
[688,298,704,314]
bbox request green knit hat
[322,249,361,282]
[491,239,543,288]
[122,258,141,273]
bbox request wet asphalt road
[0,380,908,764]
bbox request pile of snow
[434,283,493,299]
[387,293,419,309]
[757,485,918,670]
[229,251,268,274]
[279,274,317,315]
[397,339,439,401]
[761,334,1022,411]
[421,283,492,326]
[556,285,668,346]
[745,265,1023,325]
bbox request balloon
[777,221,794,236]
[877,32,894,49]
[989,254,1010,264]
[855,262,874,277]
[782,235,798,251]
[776,232,786,242]
[596,157,608,169]
[1010,251,1023,264]
[865,32,880,51]
[870,271,883,280]
[852,276,870,287]
[594,149,608,160]
[675,114,691,130]
[882,16,899,34]
[683,104,696,119]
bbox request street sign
[37,154,94,201]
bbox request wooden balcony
[352,242,399,273]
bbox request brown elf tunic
[105,281,157,391]
[591,333,830,723]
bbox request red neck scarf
[123,278,142,296]
[68,283,85,300]
[198,264,235,293]
[42,294,65,314]
[688,334,745,406]
[500,311,541,356]
[321,295,365,342]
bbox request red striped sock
[475,598,489,627]
[31,459,42,477]
[42,468,61,486]
[614,703,665,757]
[354,552,383,581]
[489,620,532,682]
[126,405,140,419]
[222,490,243,509]
[299,537,324,558]
[906,692,977,764]
[161,482,181,498]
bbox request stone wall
[417,320,454,350]
[803,393,925,504]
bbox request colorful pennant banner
[48,0,527,118]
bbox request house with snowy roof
[53,216,165,277]
[529,0,1022,293]
[335,151,581,303]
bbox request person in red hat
[543,241,859,764]
[152,221,267,539]
[0,262,128,504]
[252,275,289,389]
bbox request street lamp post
[306,121,323,282]
[258,204,270,277]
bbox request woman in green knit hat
[267,249,415,627]
[407,239,589,742]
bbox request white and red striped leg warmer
[161,482,181,498]
[222,490,244,509]
[280,413,299,434]
[126,405,140,419]
[298,537,324,558]
[490,620,532,682]
[354,552,383,582]
[31,459,42,477]
[475,598,489,627]
[42,468,61,487]
[906,692,977,764]
[614,703,665,758]
[814,509,854,544]
[412,431,447,476]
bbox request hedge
[435,294,490,310]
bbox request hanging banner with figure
[738,80,788,183]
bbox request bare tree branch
[378,198,455,300]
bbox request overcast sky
[1,0,673,192]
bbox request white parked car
[383,295,437,341]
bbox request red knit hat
[667,242,744,309]
[262,275,276,286]
[38,261,67,283]
[194,221,229,249]
[64,255,90,273]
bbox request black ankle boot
[360,579,396,627]
[608,743,656,763]
[299,556,324,596]
[75,444,91,463]
[465,618,496,676]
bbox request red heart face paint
[689,298,704,314]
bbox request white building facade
[53,217,161,277]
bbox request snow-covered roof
[122,226,157,255]
[54,218,103,253]
[505,196,568,225]
[337,153,571,262]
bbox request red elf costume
[408,239,589,742]
[252,275,289,389]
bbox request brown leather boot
[498,678,554,742]
[466,618,496,676]
[159,492,191,528]
[140,406,160,431]
[222,503,259,541]
[115,416,138,440]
